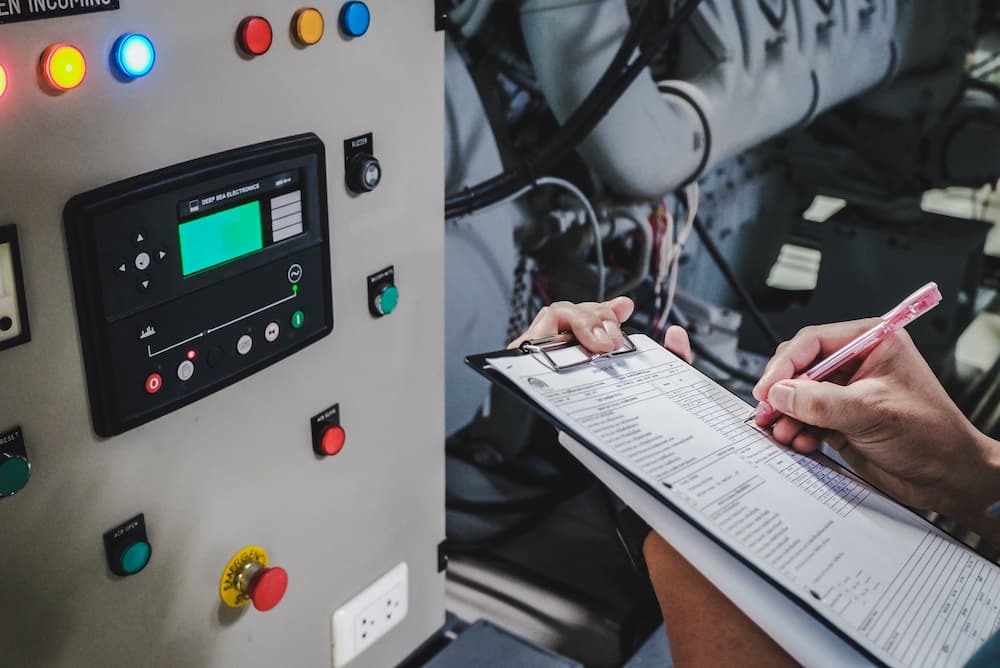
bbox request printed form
[487,335,1000,668]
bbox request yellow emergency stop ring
[219,545,269,608]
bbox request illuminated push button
[145,373,163,394]
[339,1,371,37]
[0,453,30,498]
[319,425,346,457]
[0,64,7,99]
[294,8,325,46]
[239,16,274,56]
[41,43,87,92]
[119,540,152,575]
[113,33,156,79]
[291,310,305,330]
[375,285,399,316]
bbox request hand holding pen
[747,283,1000,545]
[751,282,942,425]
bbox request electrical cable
[445,0,706,219]
[461,0,498,37]
[689,337,760,385]
[669,308,760,385]
[690,215,782,349]
[605,207,652,296]
[538,176,606,301]
[459,175,607,300]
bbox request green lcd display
[178,201,264,276]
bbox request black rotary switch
[346,153,382,194]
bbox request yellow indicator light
[294,8,325,46]
[0,64,7,99]
[41,43,87,92]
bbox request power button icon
[288,264,303,284]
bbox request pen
[750,282,943,425]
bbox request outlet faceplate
[331,563,408,667]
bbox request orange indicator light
[41,43,87,92]
[0,64,7,99]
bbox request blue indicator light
[114,33,156,79]
[339,2,371,38]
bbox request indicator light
[238,16,273,56]
[0,64,7,99]
[294,8,325,46]
[113,33,156,79]
[41,43,87,92]
[186,350,197,361]
[339,2,371,37]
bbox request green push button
[0,456,30,497]
[291,310,305,329]
[376,285,399,316]
[121,541,152,575]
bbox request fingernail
[768,382,795,413]
[592,326,610,346]
[751,382,763,400]
[603,320,622,344]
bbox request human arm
[753,320,1000,546]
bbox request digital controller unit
[65,134,333,436]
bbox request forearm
[642,532,799,668]
[940,431,1000,548]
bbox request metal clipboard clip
[519,332,638,372]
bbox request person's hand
[752,320,1000,524]
[509,297,693,364]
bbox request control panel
[65,135,333,436]
[1,2,444,667]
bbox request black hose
[444,0,706,218]
[691,215,783,349]
[689,337,760,385]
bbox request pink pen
[752,282,943,425]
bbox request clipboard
[464,333,986,668]
[465,335,876,665]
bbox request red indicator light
[187,350,197,361]
[238,17,273,56]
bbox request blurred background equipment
[441,1,1000,664]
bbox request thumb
[608,296,635,324]
[766,379,870,433]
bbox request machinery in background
[0,3,445,667]
[442,1,1000,663]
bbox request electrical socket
[331,563,408,667]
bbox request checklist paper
[486,334,1000,668]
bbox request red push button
[247,566,288,611]
[238,17,273,56]
[320,425,346,457]
[145,373,163,395]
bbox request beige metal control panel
[0,2,445,666]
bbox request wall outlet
[331,563,408,667]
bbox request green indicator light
[0,458,30,496]
[121,541,151,574]
[178,201,264,276]
[291,310,305,329]
[292,284,299,292]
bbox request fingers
[663,326,693,364]
[765,378,873,433]
[508,298,635,353]
[752,319,880,401]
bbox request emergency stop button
[238,17,274,56]
[220,546,288,612]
